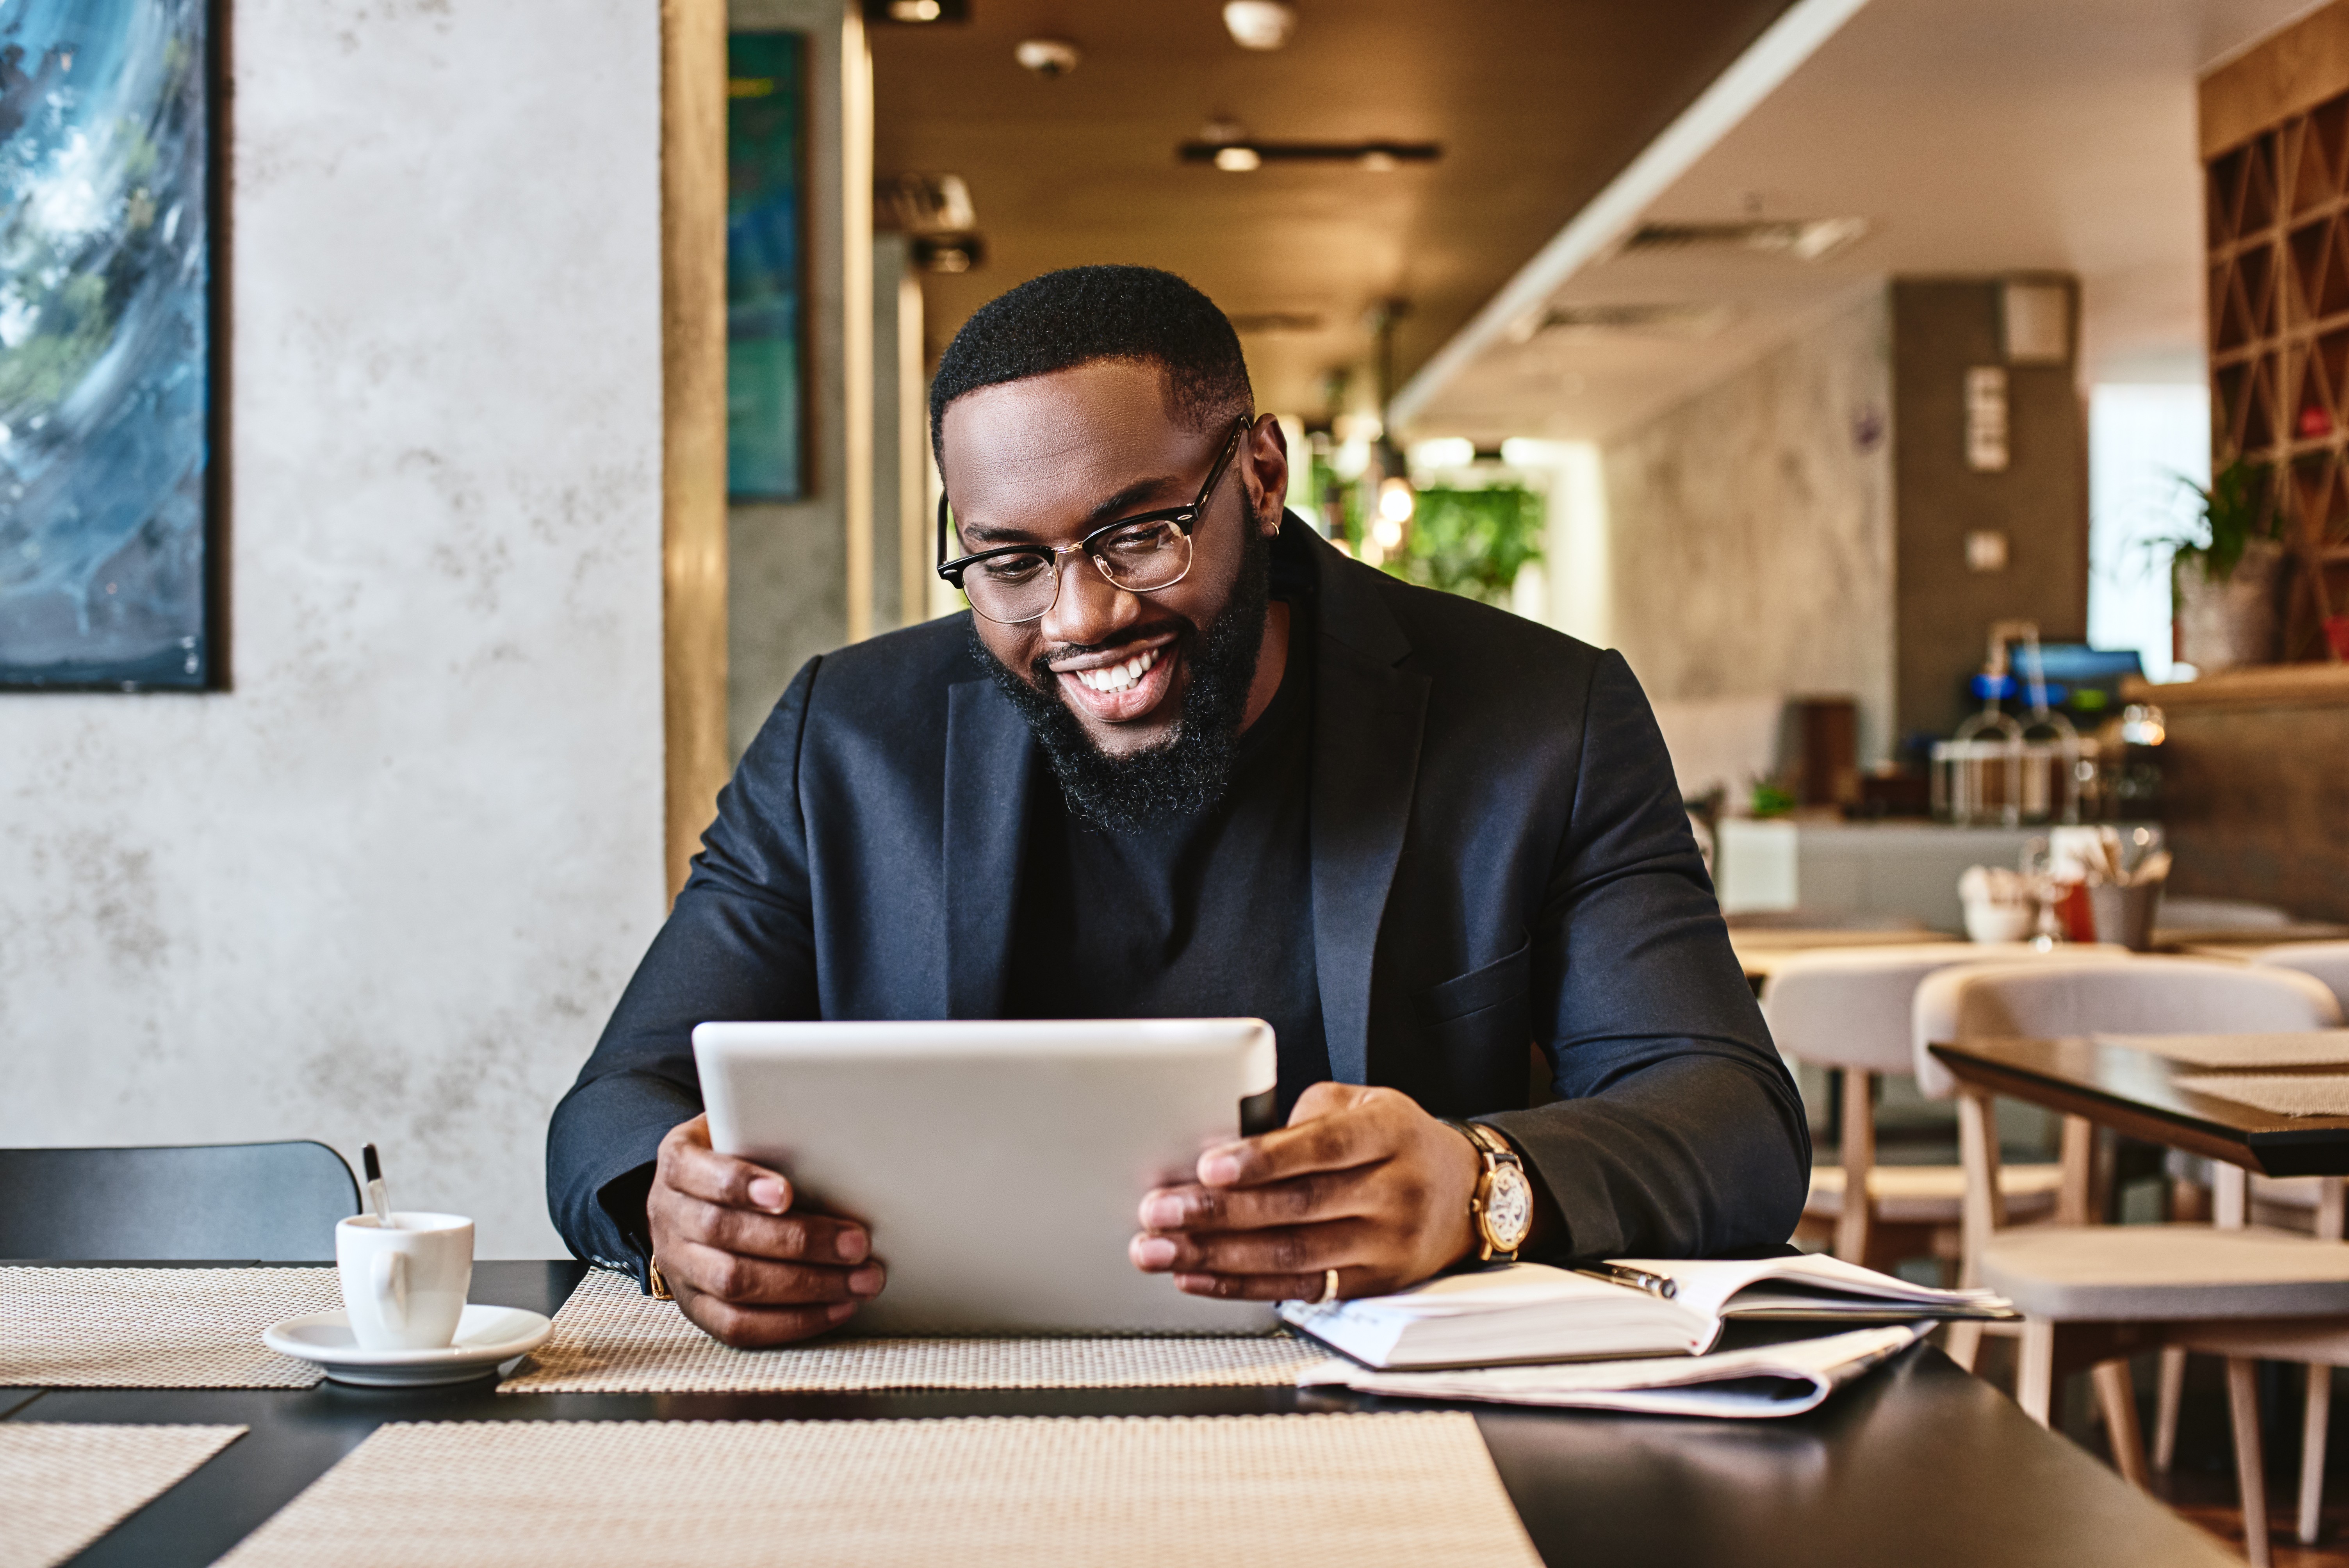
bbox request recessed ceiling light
[1223,1,1298,50]
[891,0,940,20]
[1180,139,1439,168]
[1215,146,1262,172]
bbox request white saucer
[264,1304,553,1386]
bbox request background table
[1929,1036,2349,1177]
[2,1260,2231,1568]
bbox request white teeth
[1070,645,1159,695]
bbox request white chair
[1916,958,2346,1565]
[1760,944,2128,1271]
[2256,941,2349,1015]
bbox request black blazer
[548,517,1808,1273]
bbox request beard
[972,522,1274,835]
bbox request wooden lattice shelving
[2207,88,2349,661]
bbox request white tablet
[693,1018,1281,1334]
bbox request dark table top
[1930,1034,2349,1177]
[5,1260,2229,1568]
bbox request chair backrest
[0,1141,358,1262]
[2254,942,2349,1016]
[1912,957,2344,1099]
[1761,943,2131,1075]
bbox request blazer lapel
[943,678,1035,1019]
[1304,529,1428,1085]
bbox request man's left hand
[1128,1082,1485,1300]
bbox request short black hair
[929,265,1253,460]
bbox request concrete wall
[0,0,666,1258]
[1600,285,1898,766]
[1890,280,2091,741]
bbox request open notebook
[1301,1323,1928,1419]
[1278,1255,2010,1370]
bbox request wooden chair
[0,1142,358,1262]
[1916,959,2347,1566]
[1759,944,2128,1272]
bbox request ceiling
[869,0,1798,419]
[1399,0,2326,445]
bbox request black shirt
[1002,601,1331,1115]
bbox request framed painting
[1,0,221,690]
[726,30,806,501]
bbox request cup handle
[372,1250,409,1330]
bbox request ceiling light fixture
[1014,38,1081,77]
[874,173,977,235]
[1223,1,1298,50]
[1180,139,1438,168]
[911,234,986,274]
[1214,146,1262,172]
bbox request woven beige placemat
[0,1267,339,1388]
[2175,1073,2349,1117]
[216,1413,1542,1568]
[2099,1031,2349,1069]
[2,1424,246,1568]
[499,1268,1320,1392]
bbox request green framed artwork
[727,31,806,501]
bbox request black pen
[1573,1262,1677,1300]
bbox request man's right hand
[646,1114,885,1347]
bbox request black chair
[0,1141,359,1262]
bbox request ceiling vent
[1519,303,1738,340]
[1623,217,1870,262]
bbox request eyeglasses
[936,417,1251,625]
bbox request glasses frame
[936,416,1252,625]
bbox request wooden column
[661,0,731,901]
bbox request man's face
[939,360,1287,759]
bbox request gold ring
[1312,1268,1340,1306]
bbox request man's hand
[646,1114,885,1346]
[1127,1083,1484,1300]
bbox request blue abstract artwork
[0,0,215,689]
[727,31,804,501]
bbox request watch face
[1484,1163,1535,1251]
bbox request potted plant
[2168,458,2284,673]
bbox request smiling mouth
[1071,645,1161,694]
[1048,634,1183,724]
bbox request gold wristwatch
[1446,1120,1534,1262]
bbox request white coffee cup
[335,1212,474,1351]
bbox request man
[549,265,1806,1347]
